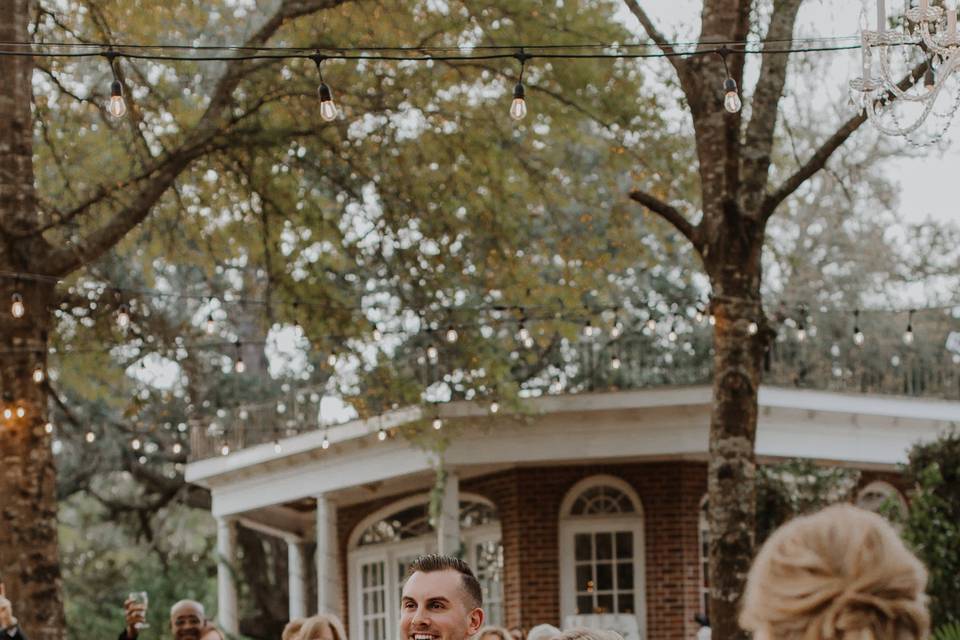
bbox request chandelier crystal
[852,0,960,144]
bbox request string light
[583,319,595,338]
[610,309,623,339]
[747,321,759,336]
[2,408,11,420]
[32,363,45,384]
[645,318,657,331]
[708,314,716,326]
[205,313,216,335]
[903,310,915,346]
[719,48,742,114]
[377,428,387,441]
[611,355,622,370]
[432,417,443,430]
[234,340,246,373]
[15,406,25,418]
[489,401,499,414]
[105,52,126,118]
[695,308,705,324]
[220,444,230,456]
[321,431,330,449]
[510,51,529,120]
[327,352,337,367]
[372,327,383,342]
[426,345,438,361]
[273,441,282,454]
[796,323,807,342]
[131,437,142,451]
[518,320,531,343]
[116,303,131,330]
[10,292,24,318]
[85,431,96,443]
[668,324,679,342]
[172,442,182,454]
[445,325,459,343]
[313,55,339,122]
[853,309,865,347]
[44,422,53,434]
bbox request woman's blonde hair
[296,613,347,640]
[478,626,513,640]
[281,618,305,640]
[740,503,929,640]
[555,629,624,640]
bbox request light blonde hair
[296,613,347,640]
[282,618,305,640]
[479,626,513,640]
[555,629,624,640]
[740,504,929,640]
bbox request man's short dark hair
[405,554,483,609]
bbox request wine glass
[129,591,149,630]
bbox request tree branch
[629,189,700,248]
[621,0,692,89]
[761,60,928,220]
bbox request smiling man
[400,555,485,640]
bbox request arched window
[348,494,503,640]
[559,476,645,640]
[856,481,908,520]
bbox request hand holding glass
[128,591,149,631]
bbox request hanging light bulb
[432,417,443,430]
[15,406,25,419]
[582,320,595,338]
[44,422,54,434]
[377,428,387,441]
[723,78,742,113]
[645,318,657,331]
[205,313,216,335]
[2,408,11,420]
[327,352,337,367]
[523,336,535,349]
[234,340,245,373]
[117,303,131,330]
[510,51,529,120]
[314,56,338,122]
[131,438,142,451]
[426,345,438,361]
[172,442,183,455]
[220,444,230,456]
[611,355,622,370]
[445,325,459,343]
[903,310,915,346]
[853,309,865,346]
[273,441,282,454]
[490,401,499,414]
[372,327,383,342]
[610,321,623,339]
[10,292,24,318]
[747,321,759,336]
[796,324,807,342]
[518,322,530,343]
[695,309,705,324]
[109,79,126,118]
[668,327,678,342]
[321,432,331,449]
[32,364,45,384]
[708,314,716,326]
[85,431,96,443]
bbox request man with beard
[399,555,485,640]
[119,599,222,640]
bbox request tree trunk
[0,2,66,638]
[704,218,768,640]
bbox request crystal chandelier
[851,0,960,144]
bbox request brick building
[185,386,958,640]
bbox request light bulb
[44,422,54,434]
[523,336,535,349]
[172,442,183,454]
[645,318,657,331]
[510,82,527,120]
[432,418,443,430]
[2,408,11,420]
[11,293,24,318]
[668,329,678,342]
[117,304,130,330]
[903,326,914,345]
[723,78,742,113]
[747,322,759,336]
[235,357,245,373]
[797,327,807,342]
[708,314,716,326]
[318,83,338,122]
[206,314,215,335]
[132,438,142,451]
[372,328,383,341]
[377,428,387,441]
[109,80,126,118]
[611,356,622,370]
[321,434,330,449]
[220,444,230,456]
[445,326,458,343]
[327,353,337,366]
[695,310,704,324]
[274,441,282,454]
[610,323,622,339]
[427,345,438,360]
[490,401,499,414]
[853,329,865,346]
[583,321,595,338]
[33,365,45,384]
[15,406,25,418]
[85,431,96,443]
[518,324,530,342]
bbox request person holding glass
[0,584,27,640]
[119,594,223,640]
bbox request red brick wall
[332,462,709,640]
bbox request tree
[623,2,924,637]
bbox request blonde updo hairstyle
[296,613,347,640]
[740,504,929,640]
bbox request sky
[625,0,960,226]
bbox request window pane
[596,532,613,560]
[596,563,613,591]
[575,533,592,561]
[616,562,634,590]
[576,596,593,615]
[615,531,633,558]
[617,593,634,614]
[576,564,593,592]
[596,593,614,614]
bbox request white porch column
[286,536,309,619]
[437,470,460,555]
[315,495,341,617]
[216,516,239,635]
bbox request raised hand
[124,598,147,638]
[0,583,15,630]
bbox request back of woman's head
[296,613,347,640]
[478,626,512,640]
[555,629,624,640]
[740,503,929,640]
